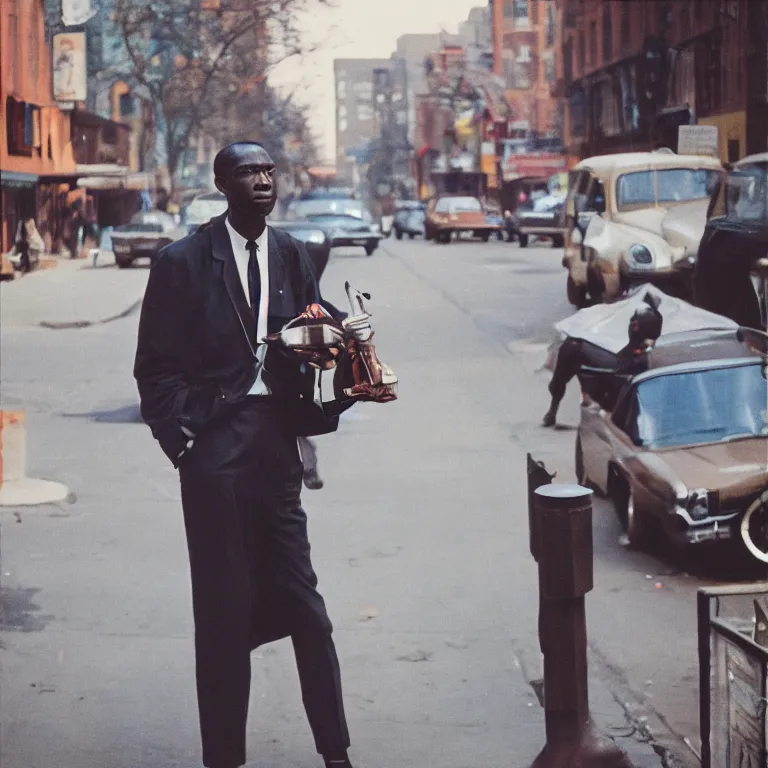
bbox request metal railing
[698,583,768,768]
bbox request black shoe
[325,759,353,768]
[303,470,324,490]
[542,409,557,427]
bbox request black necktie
[246,240,260,334]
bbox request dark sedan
[269,220,332,279]
[111,212,187,268]
[508,194,566,248]
[286,198,382,256]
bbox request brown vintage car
[424,194,501,244]
[575,328,768,561]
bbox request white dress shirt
[225,217,271,396]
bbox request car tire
[552,235,565,248]
[587,264,605,303]
[438,231,451,244]
[116,257,133,269]
[480,232,490,243]
[567,275,588,308]
[408,233,415,240]
[395,229,403,240]
[365,243,377,256]
[612,473,653,550]
[518,234,529,248]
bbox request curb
[0,410,71,507]
[39,297,143,330]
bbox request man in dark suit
[134,142,356,768]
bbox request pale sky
[269,0,485,164]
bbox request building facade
[1,0,76,253]
[554,0,765,162]
[334,58,393,180]
[492,0,559,141]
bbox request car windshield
[290,199,366,220]
[616,168,716,210]
[633,363,768,449]
[435,197,482,213]
[533,195,564,212]
[724,165,768,223]
[185,194,228,222]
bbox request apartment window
[6,98,36,156]
[563,36,573,84]
[589,21,597,66]
[578,30,585,71]
[356,104,373,122]
[7,4,18,91]
[531,0,538,26]
[546,5,555,47]
[620,4,630,49]
[679,5,690,40]
[503,0,515,19]
[514,0,530,29]
[28,2,39,84]
[602,5,612,63]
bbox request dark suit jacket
[134,213,347,466]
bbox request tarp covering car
[546,284,738,367]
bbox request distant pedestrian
[66,204,85,259]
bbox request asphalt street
[0,234,747,767]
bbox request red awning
[503,153,568,182]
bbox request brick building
[491,0,560,140]
[1,0,76,253]
[554,0,767,162]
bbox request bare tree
[109,0,329,189]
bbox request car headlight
[626,244,654,267]
[682,488,717,521]
[371,223,381,233]
[305,232,325,244]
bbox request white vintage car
[562,150,722,307]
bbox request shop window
[602,4,612,63]
[589,21,597,66]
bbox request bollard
[529,476,634,768]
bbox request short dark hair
[213,141,269,179]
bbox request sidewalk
[0,254,148,330]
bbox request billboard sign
[53,33,87,103]
[678,125,719,157]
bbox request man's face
[216,145,277,217]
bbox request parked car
[184,191,228,234]
[393,202,426,239]
[111,212,187,268]
[424,195,502,244]
[268,219,332,279]
[693,152,768,331]
[509,193,566,247]
[576,328,768,560]
[286,198,382,256]
[562,150,722,308]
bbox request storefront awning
[1,170,39,189]
[502,153,568,183]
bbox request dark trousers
[179,398,349,768]
[548,338,619,405]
